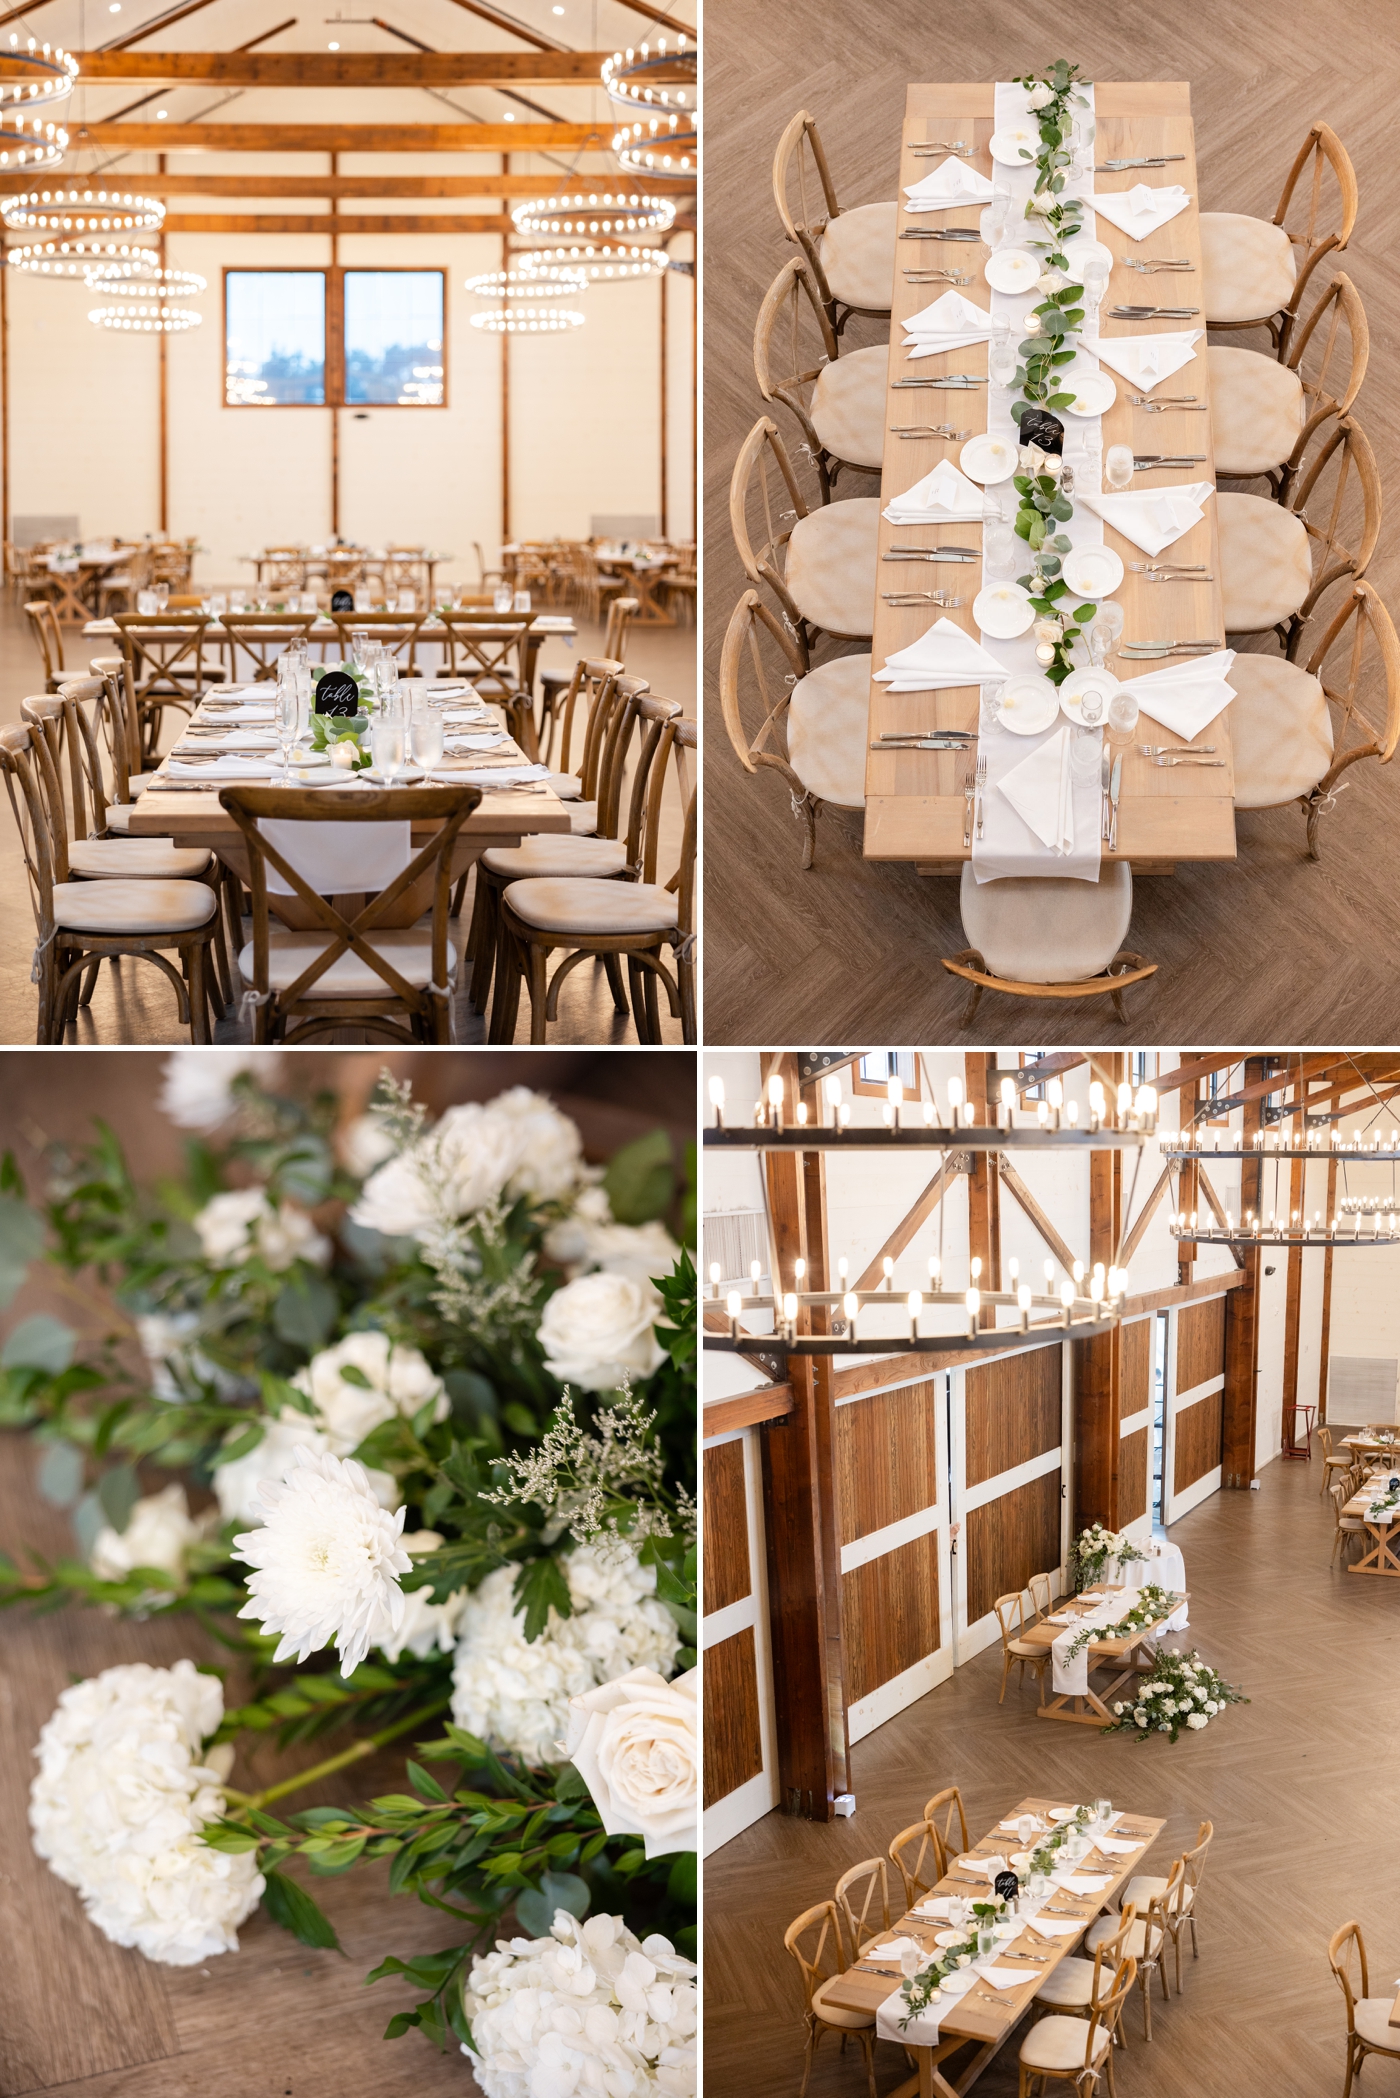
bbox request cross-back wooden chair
[1026,1571,1054,1624]
[1032,1901,1138,2034]
[541,653,627,798]
[114,613,226,760]
[1085,1859,1181,2041]
[993,1592,1051,1703]
[834,1857,891,1960]
[719,589,867,871]
[491,709,695,1044]
[755,255,885,496]
[1283,416,1382,645]
[1218,413,1381,645]
[1331,1477,1364,1563]
[329,609,425,676]
[218,782,481,1042]
[783,1899,876,2098]
[87,654,152,816]
[1017,1954,1136,2097]
[535,600,636,766]
[1318,1424,1355,1497]
[945,862,1157,1027]
[1211,271,1369,494]
[0,720,217,1043]
[221,613,319,684]
[434,607,538,751]
[772,107,896,334]
[732,415,879,649]
[1329,1920,1400,2096]
[96,542,149,617]
[25,599,67,692]
[148,539,196,590]
[1201,121,1358,352]
[887,1820,944,1910]
[381,546,427,601]
[920,1787,970,1864]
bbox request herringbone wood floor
[701,0,1400,1046]
[703,1444,1400,2096]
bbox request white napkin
[447,762,549,785]
[904,156,996,208]
[180,728,277,750]
[1091,182,1191,241]
[1093,1835,1142,1856]
[877,1985,941,2046]
[956,1854,1008,1878]
[997,1817,1047,1833]
[1078,482,1213,557]
[203,702,276,720]
[998,725,1075,854]
[1119,649,1237,741]
[868,1937,923,1960]
[874,616,1010,691]
[904,288,995,357]
[978,1966,1030,1991]
[1027,1914,1082,1939]
[446,731,512,751]
[1083,330,1201,390]
[913,1898,956,1920]
[162,754,277,779]
[1046,1611,1077,1625]
[1057,1873,1113,1894]
[884,457,987,525]
[259,817,412,898]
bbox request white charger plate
[1060,368,1117,418]
[997,671,1059,735]
[1062,544,1124,597]
[1062,235,1114,276]
[974,581,1035,639]
[1059,667,1120,723]
[984,245,1040,294]
[989,125,1037,166]
[959,431,1018,484]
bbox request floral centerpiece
[1106,1648,1247,1741]
[1066,1520,1134,1589]
[0,1055,696,2078]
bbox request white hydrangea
[1186,1711,1208,1729]
[194,1189,330,1272]
[159,1051,283,1130]
[451,1544,680,1765]
[377,1531,469,1663]
[29,1659,263,1967]
[537,1272,665,1393]
[350,1088,583,1241]
[462,1910,697,2098]
[292,1330,448,1456]
[89,1484,210,1594]
[544,1188,681,1290]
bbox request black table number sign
[314,668,361,716]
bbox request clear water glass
[1079,429,1103,491]
[513,588,532,613]
[1094,1798,1113,1830]
[1096,601,1126,646]
[275,674,299,782]
[900,1944,922,1979]
[411,707,445,781]
[1071,724,1101,776]
[154,582,170,612]
[209,592,227,618]
[1081,255,1110,324]
[1105,444,1134,490]
[493,584,514,613]
[1078,687,1105,726]
[371,714,405,783]
[976,1925,995,1962]
[230,590,246,613]
[979,198,1008,249]
[988,340,1019,388]
[1107,690,1139,736]
[373,655,400,718]
[984,521,1018,576]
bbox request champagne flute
[275,666,299,783]
[1080,254,1110,325]
[1105,444,1134,490]
[371,712,405,785]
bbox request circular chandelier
[517,242,669,282]
[88,301,201,333]
[705,1071,1157,1147]
[0,113,66,170]
[0,37,78,109]
[463,267,588,300]
[3,187,164,235]
[708,1270,1128,1359]
[613,112,698,177]
[601,34,695,115]
[1170,1206,1399,1247]
[84,257,205,299]
[1161,1126,1400,1160]
[511,189,674,238]
[7,238,165,276]
[469,306,585,335]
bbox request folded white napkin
[1091,182,1191,241]
[884,457,987,525]
[1093,1835,1142,1856]
[180,728,277,750]
[1046,1611,1077,1625]
[998,725,1075,854]
[163,754,276,779]
[1058,1873,1113,1894]
[904,155,996,207]
[868,1937,923,1960]
[1083,329,1201,390]
[1119,649,1237,741]
[259,816,412,898]
[956,1854,1008,1878]
[446,731,512,751]
[998,1817,1047,1833]
[1078,482,1213,557]
[204,702,276,720]
[904,288,995,358]
[873,615,1010,690]
[1027,1915,1082,1939]
[448,762,550,785]
[978,1966,1029,1991]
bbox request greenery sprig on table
[897,1895,1012,2029]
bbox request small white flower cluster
[451,1544,681,1766]
[544,1187,681,1290]
[351,1088,584,1241]
[158,1051,284,1131]
[194,1188,330,1273]
[29,1660,263,1967]
[462,1910,697,2098]
[89,1484,212,1597]
[1112,1650,1234,1738]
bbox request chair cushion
[1085,1914,1162,1961]
[483,836,628,879]
[787,653,871,810]
[1034,1955,1097,2009]
[70,840,211,879]
[1199,211,1298,325]
[810,1979,875,2032]
[786,498,881,638]
[52,879,216,935]
[504,877,678,936]
[958,859,1133,984]
[1354,1999,1400,2053]
[1019,2014,1110,2072]
[238,929,455,998]
[1121,1875,1193,1914]
[1224,651,1333,807]
[811,345,889,471]
[542,770,582,799]
[567,801,599,835]
[1208,344,1305,477]
[1218,491,1313,631]
[818,199,899,312]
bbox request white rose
[1033,618,1063,644]
[488,1086,585,1202]
[193,1189,329,1271]
[1036,269,1063,294]
[159,1051,282,1131]
[337,1113,398,1178]
[1205,1699,1218,1714]
[1186,1712,1208,1729]
[564,1666,697,1861]
[292,1330,448,1456]
[1026,81,1055,109]
[351,1090,584,1240]
[544,1189,681,1290]
[537,1272,665,1392]
[1133,1709,1147,1726]
[90,1485,208,1591]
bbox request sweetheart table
[863,80,1238,877]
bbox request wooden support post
[1074,1098,1124,1530]
[964,1054,1000,1324]
[1177,1073,1200,1281]
[1,252,7,552]
[157,153,168,534]
[797,1067,849,1806]
[501,153,510,551]
[659,259,668,542]
[1222,1057,1266,1485]
[1282,1151,1306,1450]
[1318,1101,1339,1423]
[329,152,339,539]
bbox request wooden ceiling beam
[71,50,677,87]
[0,171,694,198]
[71,120,609,150]
[155,211,507,233]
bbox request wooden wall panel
[702,1439,750,1616]
[1120,1319,1152,1418]
[840,1532,940,1705]
[965,1345,1061,1490]
[703,1626,763,1808]
[835,1381,939,1546]
[1177,1296,1226,1394]
[1174,1390,1224,1493]
[1118,1426,1149,1528]
[966,1468,1061,1624]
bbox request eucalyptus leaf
[97,1463,140,1534]
[0,1195,45,1307]
[272,1272,338,1353]
[37,1439,84,1508]
[603,1130,674,1226]
[4,1315,75,1375]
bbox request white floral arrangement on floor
[1105,1647,1248,1742]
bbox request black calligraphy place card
[330,588,355,612]
[1018,407,1064,455]
[993,1870,1020,1904]
[315,668,361,716]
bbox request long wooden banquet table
[1342,1477,1400,1577]
[1020,1582,1187,1724]
[864,80,1236,876]
[821,1793,1164,2096]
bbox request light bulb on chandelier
[0,37,78,107]
[613,111,698,176]
[6,237,164,276]
[462,267,589,300]
[3,187,164,235]
[84,257,206,299]
[88,301,201,333]
[510,190,675,238]
[515,242,669,282]
[468,306,585,334]
[600,34,696,114]
[0,113,66,169]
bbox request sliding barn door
[834,1374,954,1744]
[1162,1293,1227,1525]
[1116,1313,1154,1546]
[701,1425,780,1853]
[951,1341,1071,1659]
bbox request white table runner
[1050,1583,1142,1695]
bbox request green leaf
[553,1761,591,1801]
[0,1194,44,1306]
[261,1868,343,1952]
[516,1870,590,1936]
[406,1760,449,1803]
[201,1819,262,1854]
[97,1463,140,1534]
[37,1440,84,1508]
[213,1419,265,1467]
[272,1272,338,1353]
[603,1130,675,1225]
[305,1835,369,1876]
[4,1316,75,1374]
[383,2010,422,2042]
[512,1555,571,1643]
[336,1362,375,1389]
[667,1851,697,1903]
[1074,605,1097,623]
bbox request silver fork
[1138,743,1216,755]
[1128,561,1209,575]
[1143,570,1214,583]
[882,592,965,605]
[1123,257,1194,272]
[963,766,975,848]
[903,268,971,283]
[1129,396,1208,413]
[975,752,987,840]
[912,140,971,154]
[1147,754,1226,767]
[891,424,969,439]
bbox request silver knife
[1109,306,1200,319]
[1095,154,1185,169]
[900,227,981,241]
[1101,744,1112,841]
[880,730,974,741]
[892,374,986,388]
[870,739,974,751]
[1108,754,1123,850]
[884,548,979,563]
[1131,454,1207,468]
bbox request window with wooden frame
[224,267,447,408]
[852,1051,922,1097]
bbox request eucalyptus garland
[897,1895,1011,2028]
[1061,1582,1182,1665]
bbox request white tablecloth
[1119,1539,1188,1632]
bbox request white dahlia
[451,1544,680,1765]
[159,1050,283,1130]
[29,1659,262,1967]
[194,1188,330,1272]
[233,1446,411,1676]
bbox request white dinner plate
[989,125,1038,166]
[959,431,1019,485]
[984,245,1041,295]
[934,1929,963,1948]
[1060,368,1117,418]
[1059,667,1120,723]
[361,763,426,784]
[974,581,1035,639]
[1047,1807,1082,1825]
[1062,235,1115,277]
[939,1969,978,1997]
[1062,544,1124,598]
[997,671,1060,735]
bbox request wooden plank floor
[703,1441,1400,2096]
[701,0,1400,1045]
